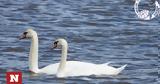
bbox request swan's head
[52,38,68,49]
[19,28,37,39]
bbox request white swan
[134,0,160,20]
[20,29,59,74]
[50,38,127,77]
[19,29,127,78]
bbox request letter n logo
[6,72,22,84]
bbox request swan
[50,38,127,77]
[19,29,59,74]
[19,29,127,78]
[134,0,160,20]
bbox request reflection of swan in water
[134,0,160,20]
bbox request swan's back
[40,63,59,74]
[63,61,126,77]
[39,61,126,77]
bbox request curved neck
[29,34,39,73]
[57,44,68,74]
[134,0,140,15]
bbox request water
[0,0,159,84]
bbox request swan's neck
[29,34,39,73]
[57,44,68,74]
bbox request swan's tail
[117,64,127,74]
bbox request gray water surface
[0,0,159,84]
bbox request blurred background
[0,0,159,84]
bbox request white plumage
[20,29,127,78]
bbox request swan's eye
[53,41,59,48]
[19,32,28,40]
[23,32,28,35]
[54,41,59,45]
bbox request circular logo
[134,0,160,20]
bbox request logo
[6,72,22,84]
[134,0,160,20]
